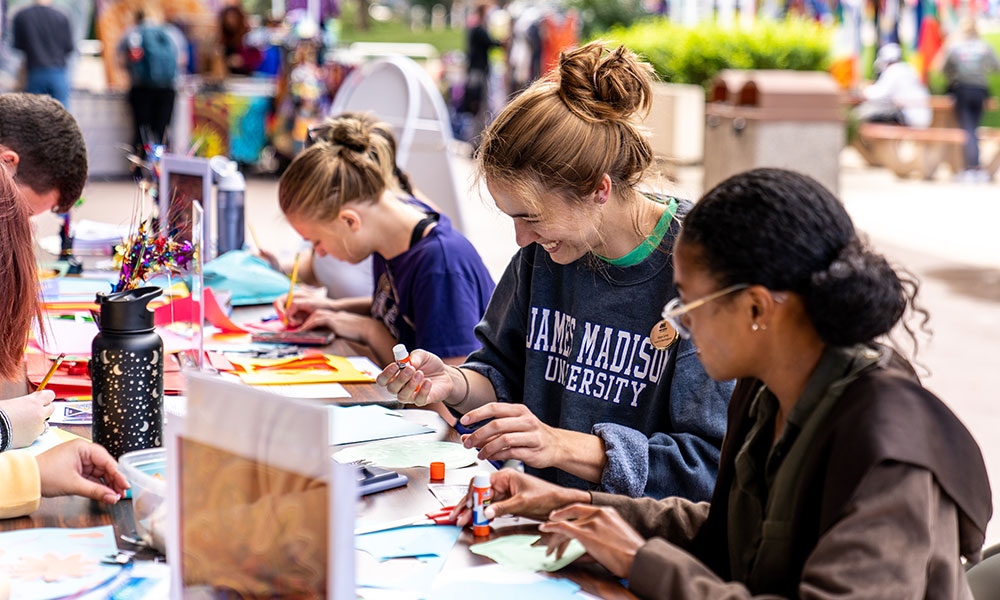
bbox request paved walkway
[36,149,1000,544]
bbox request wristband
[446,367,471,408]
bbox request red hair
[0,163,40,380]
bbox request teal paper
[328,405,433,446]
[202,250,291,306]
[470,534,586,572]
[0,526,121,599]
[356,525,461,593]
[356,524,461,561]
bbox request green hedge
[601,18,833,88]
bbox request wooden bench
[852,123,1000,180]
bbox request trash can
[703,70,845,195]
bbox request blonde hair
[477,41,655,209]
[278,114,395,220]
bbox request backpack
[128,25,177,87]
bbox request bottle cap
[96,286,163,333]
[392,344,409,362]
[429,461,445,480]
[473,472,491,488]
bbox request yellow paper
[227,354,375,385]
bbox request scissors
[354,506,457,535]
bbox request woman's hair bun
[313,117,372,153]
[805,238,906,346]
[557,41,654,123]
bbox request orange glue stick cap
[429,461,445,481]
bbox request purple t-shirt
[370,201,495,359]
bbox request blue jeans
[26,67,70,107]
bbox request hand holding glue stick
[380,345,475,408]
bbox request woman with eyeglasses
[448,168,991,598]
[275,113,495,368]
[378,42,734,501]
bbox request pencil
[37,353,66,391]
[283,253,302,326]
[248,223,263,251]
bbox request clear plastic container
[118,447,167,552]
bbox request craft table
[1,343,634,598]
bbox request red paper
[154,288,248,333]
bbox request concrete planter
[643,81,705,165]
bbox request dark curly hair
[680,168,921,348]
[0,93,88,213]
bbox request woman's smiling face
[487,180,601,265]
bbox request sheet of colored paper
[346,356,382,379]
[428,564,582,600]
[228,354,375,385]
[355,525,461,594]
[31,317,99,356]
[26,353,91,395]
[328,405,433,445]
[0,525,120,600]
[333,440,478,469]
[49,401,93,425]
[356,524,461,562]
[267,383,350,399]
[153,287,248,333]
[39,276,116,302]
[24,427,85,456]
[469,535,586,572]
[30,318,197,356]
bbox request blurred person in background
[119,9,184,160]
[853,43,931,128]
[459,3,503,145]
[941,17,1000,182]
[11,0,74,107]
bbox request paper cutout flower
[9,553,98,582]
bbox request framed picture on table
[165,373,356,599]
[158,154,215,260]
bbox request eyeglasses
[661,283,750,339]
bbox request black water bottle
[91,287,164,459]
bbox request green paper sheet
[333,440,479,469]
[469,534,586,572]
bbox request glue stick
[393,344,411,369]
[472,473,493,537]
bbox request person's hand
[448,469,590,526]
[376,350,455,407]
[35,439,130,505]
[0,390,55,448]
[294,309,371,341]
[459,403,564,468]
[539,504,646,579]
[254,247,283,272]
[273,291,333,328]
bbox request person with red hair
[0,163,129,523]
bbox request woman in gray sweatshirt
[377,42,733,500]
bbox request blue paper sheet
[329,405,433,446]
[355,525,461,593]
[202,250,291,305]
[40,275,117,301]
[0,526,121,600]
[356,524,461,562]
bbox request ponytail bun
[313,117,372,154]
[557,42,653,123]
[805,239,906,346]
